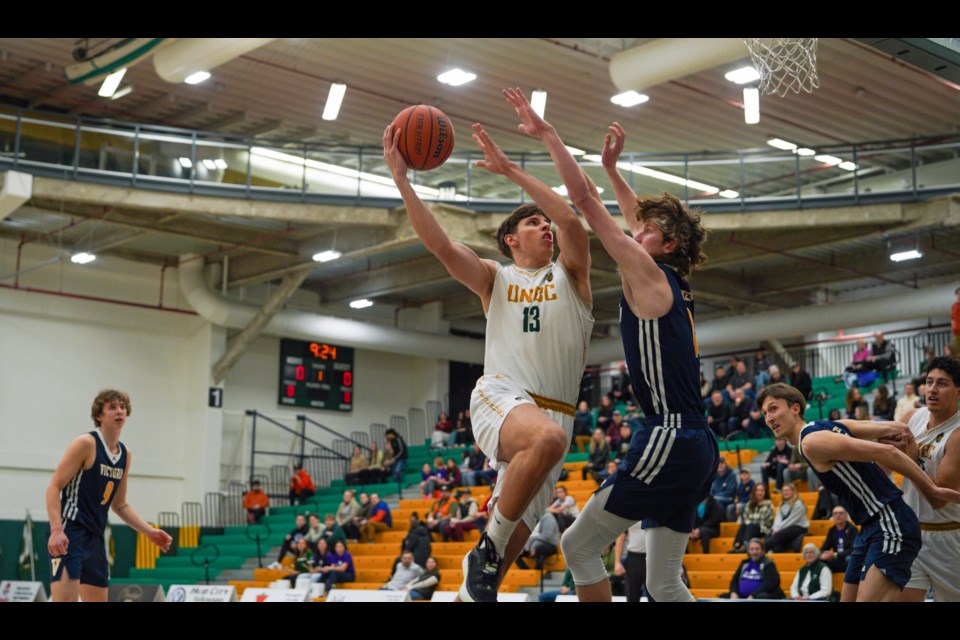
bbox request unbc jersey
[483,261,593,404]
[620,264,704,427]
[61,430,126,534]
[902,407,960,524]
[799,420,902,526]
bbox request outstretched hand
[472,123,514,175]
[382,124,408,180]
[601,122,626,169]
[502,87,554,139]
[933,486,960,505]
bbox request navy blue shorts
[49,520,109,587]
[600,424,719,533]
[844,498,920,590]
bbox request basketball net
[744,38,820,97]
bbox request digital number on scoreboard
[278,338,353,411]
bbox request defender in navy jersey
[536,118,717,602]
[45,389,172,602]
[757,383,960,602]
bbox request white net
[744,38,820,97]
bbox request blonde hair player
[383,96,594,602]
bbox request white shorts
[905,527,960,601]
[470,373,573,531]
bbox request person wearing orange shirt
[289,463,316,506]
[243,480,270,523]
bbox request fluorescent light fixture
[110,85,134,100]
[437,68,476,86]
[184,71,211,85]
[838,161,858,171]
[725,66,761,84]
[178,157,193,168]
[313,250,342,263]
[815,154,843,166]
[322,82,347,121]
[349,299,374,309]
[583,154,602,162]
[565,146,586,156]
[214,158,228,170]
[767,138,797,151]
[553,184,602,196]
[610,91,649,107]
[890,249,922,262]
[530,90,547,118]
[795,148,816,156]
[98,68,127,97]
[202,159,218,170]
[71,252,96,265]
[743,88,760,124]
[719,190,740,198]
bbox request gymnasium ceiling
[1,38,959,336]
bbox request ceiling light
[201,159,218,170]
[725,66,761,84]
[815,154,843,166]
[214,158,228,170]
[178,157,193,168]
[530,90,547,118]
[743,88,760,125]
[610,91,649,107]
[767,138,797,151]
[565,146,585,156]
[838,161,858,171]
[719,190,740,198]
[552,184,602,196]
[890,249,922,262]
[184,71,211,85]
[582,154,602,162]
[98,68,127,98]
[349,299,374,309]
[795,148,816,156]
[110,85,134,100]
[71,252,96,265]
[322,82,347,121]
[313,250,342,263]
[437,68,476,86]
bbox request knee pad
[560,520,609,587]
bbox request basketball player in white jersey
[896,356,960,601]
[383,102,594,602]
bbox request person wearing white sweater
[764,483,810,553]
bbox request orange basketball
[391,105,455,171]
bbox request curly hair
[635,192,707,278]
[90,389,132,427]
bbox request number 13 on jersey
[523,305,541,332]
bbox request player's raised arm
[383,124,497,304]
[600,122,642,236]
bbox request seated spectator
[288,462,315,506]
[753,348,771,390]
[766,364,787,387]
[789,362,813,400]
[728,467,756,522]
[854,402,870,421]
[725,360,754,398]
[425,485,457,540]
[596,395,615,431]
[615,422,633,459]
[344,445,370,486]
[730,482,774,553]
[454,409,474,446]
[761,436,792,492]
[407,556,441,601]
[727,389,754,440]
[348,491,373,541]
[744,403,769,439]
[419,456,447,499]
[710,365,730,403]
[572,400,594,453]
[582,427,611,482]
[872,384,894,421]
[284,535,316,587]
[843,338,872,388]
[893,382,921,422]
[547,485,579,532]
[443,488,481,542]
[402,512,432,567]
[515,509,559,570]
[430,411,455,449]
[706,391,731,440]
[366,441,386,483]
[464,443,495,487]
[538,567,576,602]
[784,441,819,491]
[606,410,626,449]
[790,543,833,601]
[242,480,269,524]
[764,482,809,553]
[710,459,737,516]
[689,495,723,553]
[271,513,308,568]
[819,505,859,573]
[444,458,462,488]
[359,493,392,543]
[700,370,712,402]
[721,538,785,600]
[303,513,326,553]
[865,331,896,375]
[382,550,423,591]
[322,540,355,592]
[321,513,347,549]
[828,408,842,421]
[623,400,643,426]
[335,489,362,541]
[812,485,840,521]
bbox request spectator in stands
[444,458,462,488]
[547,485,579,532]
[303,513,326,553]
[463,443,488,486]
[854,402,871,421]
[349,491,373,541]
[382,550,424,591]
[710,459,737,516]
[407,556,441,601]
[689,494,723,553]
[730,482,775,553]
[402,512,432,567]
[598,459,619,485]
[710,364,730,402]
[615,422,633,459]
[894,382,921,422]
[722,538,785,600]
[323,540,355,592]
[596,395,615,431]
[726,360,755,398]
[872,384,894,420]
[430,411,455,449]
[706,390,731,440]
[444,488,482,542]
[845,387,864,419]
[728,467,756,522]
[583,427,611,482]
[454,410,474,446]
[700,371,712,402]
[336,489,362,541]
[616,521,647,602]
[790,542,833,601]
[727,389,754,440]
[538,567,576,602]
[308,537,332,584]
[606,410,625,449]
[812,485,840,521]
[767,365,787,387]
[623,400,643,426]
[367,441,386,483]
[425,485,457,540]
[828,408,842,421]
[515,509,559,570]
[360,493,392,543]
[764,482,809,553]
[419,457,447,499]
[271,513,309,568]
[321,513,347,550]
[753,348,771,390]
[865,331,896,375]
[745,403,770,439]
[844,338,872,388]
[761,436,792,492]
[918,348,937,382]
[790,362,813,400]
[344,445,369,486]
[242,480,269,524]
[284,535,316,587]
[383,428,407,483]
[820,505,859,573]
[572,400,593,453]
[946,342,959,358]
[288,462,315,506]
[784,443,819,491]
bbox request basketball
[391,105,455,171]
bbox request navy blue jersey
[61,431,126,534]
[620,264,705,428]
[799,420,902,526]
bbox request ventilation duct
[609,38,747,93]
[154,38,276,83]
[0,171,32,220]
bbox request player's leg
[645,526,696,602]
[78,584,108,602]
[898,586,927,602]
[855,564,901,602]
[50,569,80,602]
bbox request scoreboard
[278,338,354,411]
